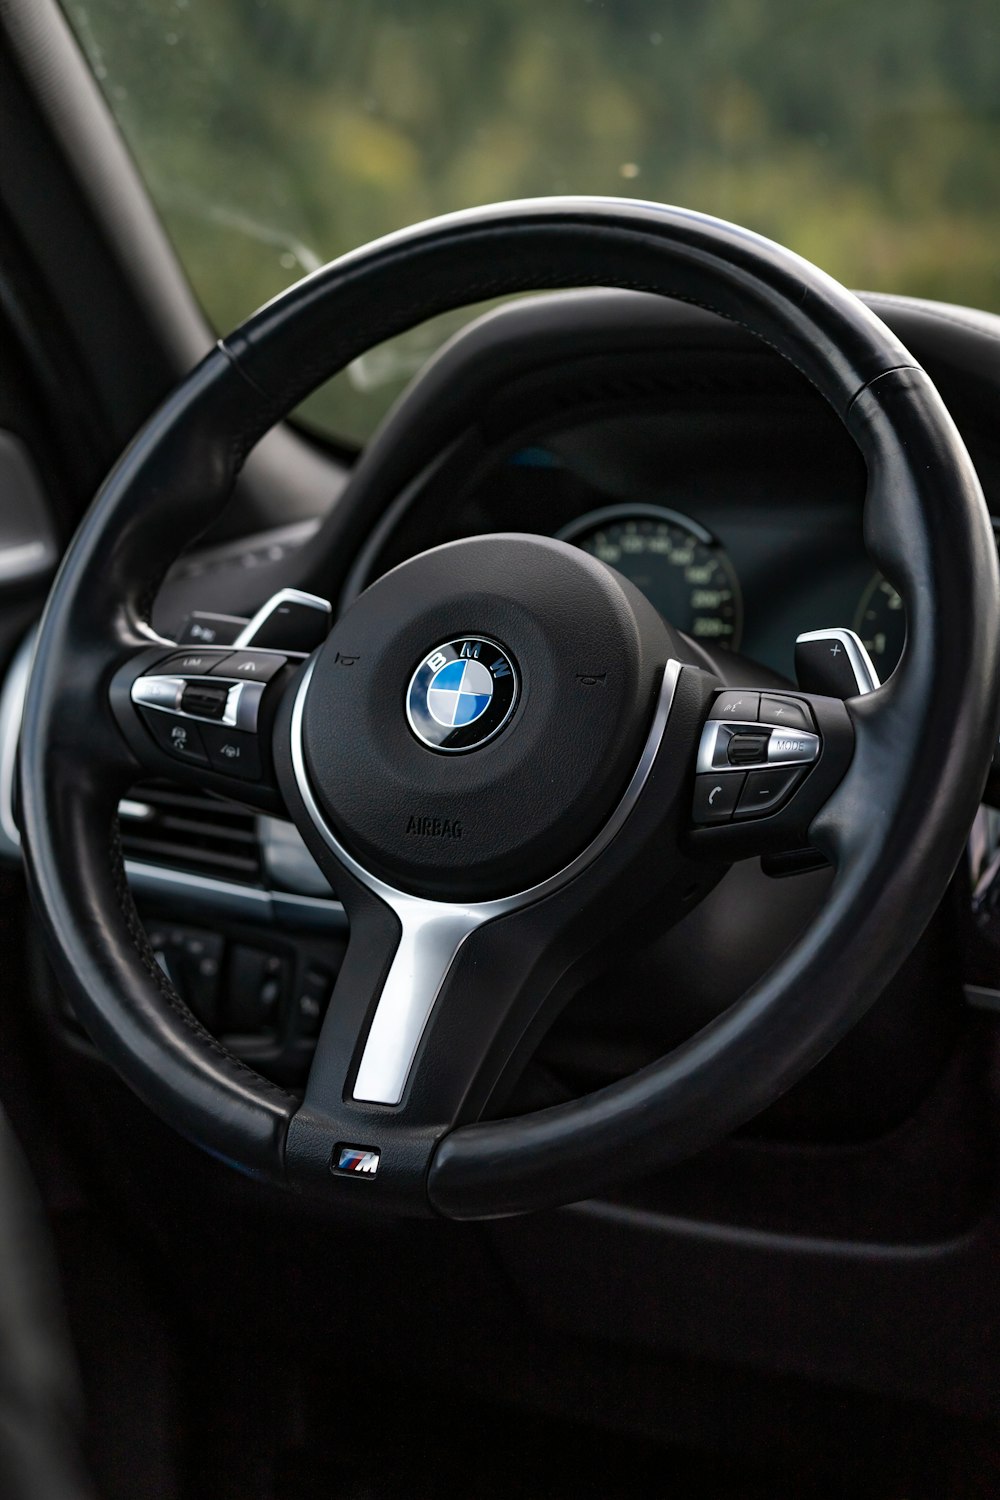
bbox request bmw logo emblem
[406,638,519,753]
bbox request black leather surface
[18,353,297,1177]
[303,532,674,899]
[0,1112,92,1500]
[16,198,1000,1212]
[223,200,914,419]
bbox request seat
[0,1107,93,1500]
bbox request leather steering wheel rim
[18,197,1000,1218]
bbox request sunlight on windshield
[62,0,1000,444]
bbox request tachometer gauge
[557,504,743,651]
[853,573,906,676]
[855,519,1000,679]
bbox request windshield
[62,1,999,445]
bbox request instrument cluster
[554,485,924,678]
[356,437,996,684]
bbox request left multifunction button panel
[130,648,289,781]
[692,690,822,824]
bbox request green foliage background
[64,0,1000,443]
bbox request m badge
[334,1145,380,1177]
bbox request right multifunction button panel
[693,690,822,824]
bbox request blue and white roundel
[406,639,519,753]
[426,657,494,727]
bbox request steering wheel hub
[301,532,675,900]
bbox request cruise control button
[155,648,233,676]
[200,724,262,781]
[207,650,287,682]
[735,767,804,818]
[181,682,231,720]
[759,695,815,732]
[709,690,760,723]
[140,711,208,765]
[693,773,745,823]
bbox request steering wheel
[18,199,1000,1219]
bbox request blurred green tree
[63,0,1000,442]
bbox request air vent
[119,781,263,885]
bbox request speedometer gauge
[557,504,743,651]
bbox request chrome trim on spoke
[965,984,1000,1014]
[0,629,35,856]
[795,627,880,695]
[118,798,154,821]
[696,719,821,775]
[130,675,266,730]
[289,655,683,1106]
[124,859,347,932]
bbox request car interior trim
[0,630,33,858]
[124,859,347,933]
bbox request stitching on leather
[227,269,835,411]
[866,293,1000,350]
[108,820,297,1105]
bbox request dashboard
[320,292,1000,698]
[345,410,912,686]
[421,439,906,679]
